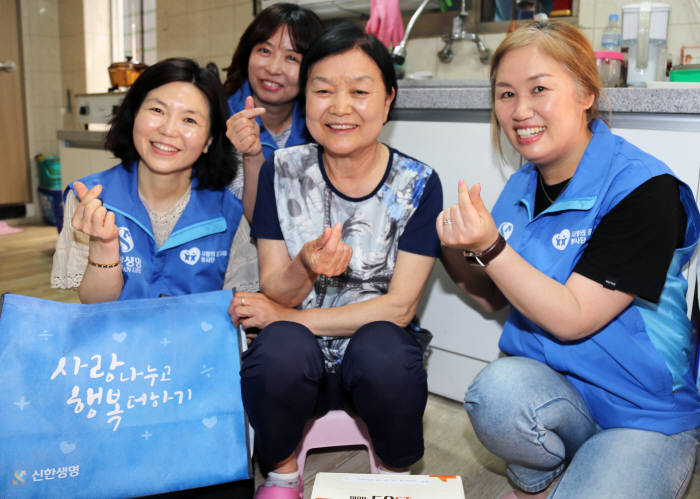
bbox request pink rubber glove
[365,0,404,48]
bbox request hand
[226,96,265,157]
[229,291,288,333]
[437,180,500,253]
[300,222,353,277]
[365,0,405,48]
[71,181,119,244]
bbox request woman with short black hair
[51,57,258,303]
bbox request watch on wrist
[463,233,506,267]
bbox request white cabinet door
[381,120,517,400]
[612,127,700,193]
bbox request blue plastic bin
[35,155,62,189]
[37,187,63,233]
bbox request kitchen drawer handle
[0,60,17,73]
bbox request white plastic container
[622,2,670,86]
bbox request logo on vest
[122,255,142,274]
[118,227,134,253]
[552,227,591,250]
[498,222,514,241]
[552,229,571,250]
[180,247,201,266]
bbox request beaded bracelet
[87,258,121,269]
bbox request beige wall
[83,0,111,93]
[403,0,700,79]
[58,0,110,128]
[20,0,64,209]
[156,0,255,78]
[58,0,85,129]
[20,0,110,211]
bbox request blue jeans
[465,357,700,497]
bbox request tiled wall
[58,0,85,130]
[20,0,64,210]
[156,0,255,78]
[84,1,111,94]
[403,0,700,79]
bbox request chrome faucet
[438,0,491,64]
[391,0,434,67]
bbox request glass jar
[594,51,624,87]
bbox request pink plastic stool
[295,410,379,478]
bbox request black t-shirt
[536,174,686,303]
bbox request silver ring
[443,219,452,225]
[241,297,246,306]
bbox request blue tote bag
[0,290,251,498]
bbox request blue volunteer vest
[227,80,310,161]
[492,120,700,434]
[68,163,243,300]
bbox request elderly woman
[229,23,443,499]
[439,20,700,498]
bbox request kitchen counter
[56,79,700,149]
[57,129,108,149]
[57,129,115,190]
[395,79,700,116]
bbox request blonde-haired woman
[439,20,700,497]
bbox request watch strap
[463,233,506,267]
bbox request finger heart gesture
[437,180,499,252]
[71,181,119,243]
[226,95,265,157]
[301,222,353,277]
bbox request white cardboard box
[310,472,466,499]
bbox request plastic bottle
[601,13,621,51]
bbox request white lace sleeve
[223,215,259,292]
[50,191,90,289]
[227,152,245,200]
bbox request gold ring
[443,219,452,225]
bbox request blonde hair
[489,20,605,160]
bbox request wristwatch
[463,233,506,267]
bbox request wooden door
[0,0,30,205]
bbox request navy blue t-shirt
[251,148,443,259]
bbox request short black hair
[223,3,325,96]
[105,57,236,190]
[299,22,398,117]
